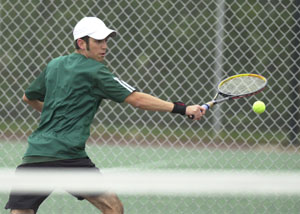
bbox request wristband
[171,102,186,115]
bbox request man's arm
[22,94,44,112]
[124,92,205,120]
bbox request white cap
[73,17,116,40]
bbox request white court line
[1,168,300,196]
[102,160,171,172]
[102,154,204,172]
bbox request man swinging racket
[5,17,206,214]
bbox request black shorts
[5,157,100,213]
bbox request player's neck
[75,50,88,58]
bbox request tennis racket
[189,73,267,119]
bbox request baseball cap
[73,17,116,40]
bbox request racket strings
[218,76,266,96]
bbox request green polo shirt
[23,53,135,163]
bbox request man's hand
[186,105,206,120]
[22,94,44,112]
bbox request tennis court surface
[1,140,300,214]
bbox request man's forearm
[124,91,206,120]
[124,92,173,112]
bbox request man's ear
[77,39,86,50]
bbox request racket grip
[201,104,210,110]
[188,104,210,120]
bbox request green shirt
[23,53,135,163]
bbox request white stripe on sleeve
[113,77,136,92]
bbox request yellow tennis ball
[252,101,265,114]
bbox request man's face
[84,37,108,62]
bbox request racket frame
[203,73,267,110]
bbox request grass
[0,119,292,146]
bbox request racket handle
[188,104,210,120]
[201,104,210,110]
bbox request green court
[1,140,300,214]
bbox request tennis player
[5,17,206,214]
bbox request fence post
[289,0,300,145]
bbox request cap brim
[89,29,116,40]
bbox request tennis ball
[252,101,265,114]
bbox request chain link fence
[1,0,300,213]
